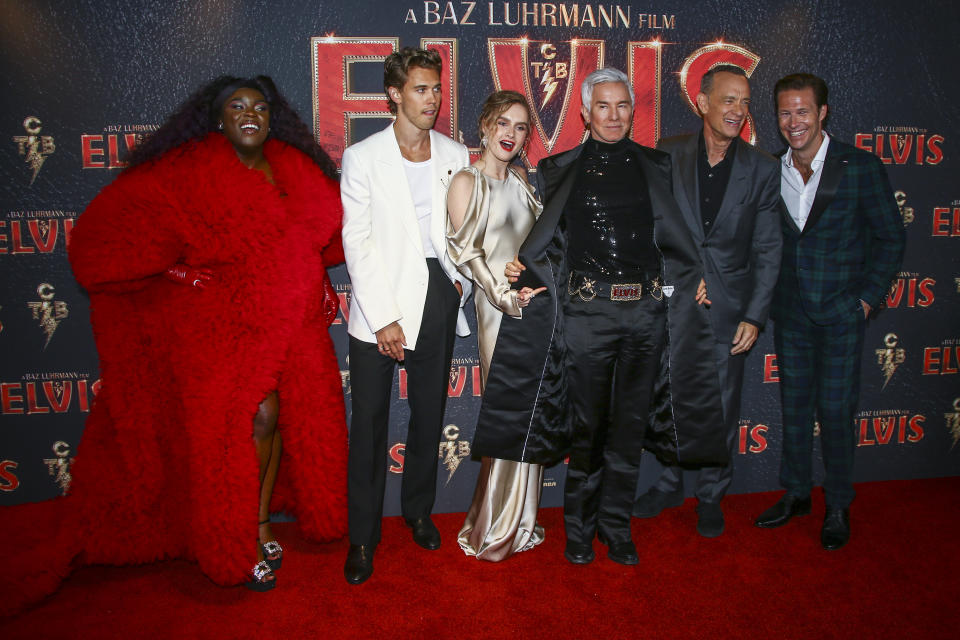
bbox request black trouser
[653,342,745,503]
[563,293,666,545]
[347,259,459,546]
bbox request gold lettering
[581,4,596,27]
[488,1,502,25]
[441,1,458,23]
[460,1,477,24]
[541,2,557,25]
[559,3,578,26]
[424,1,440,24]
[521,2,537,25]
[504,2,520,25]
[598,5,613,27]
[616,6,629,27]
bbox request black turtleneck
[565,137,659,279]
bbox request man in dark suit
[633,65,782,537]
[499,68,725,566]
[754,73,905,549]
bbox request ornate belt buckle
[610,283,643,301]
[567,273,597,301]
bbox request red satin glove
[164,263,214,289]
[321,272,339,327]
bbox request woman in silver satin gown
[446,91,546,561]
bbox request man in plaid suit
[754,73,905,549]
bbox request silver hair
[580,67,634,110]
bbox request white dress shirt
[781,132,830,231]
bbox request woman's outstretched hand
[517,286,547,308]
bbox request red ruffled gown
[3,134,347,615]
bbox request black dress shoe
[606,540,639,566]
[564,542,595,565]
[633,487,685,518]
[696,501,725,538]
[821,508,850,550]
[754,494,812,528]
[344,544,374,585]
[405,517,441,550]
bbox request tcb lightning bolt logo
[875,333,906,389]
[27,283,68,349]
[526,41,572,132]
[894,190,914,227]
[43,441,75,495]
[12,116,55,185]
[537,44,566,108]
[438,424,470,485]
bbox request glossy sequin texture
[565,138,659,279]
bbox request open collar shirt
[781,131,830,231]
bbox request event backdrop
[2,1,959,514]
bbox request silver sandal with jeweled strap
[261,540,283,570]
[245,560,276,592]
[258,518,283,570]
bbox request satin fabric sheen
[446,166,545,560]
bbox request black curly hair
[125,75,338,179]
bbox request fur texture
[3,135,346,615]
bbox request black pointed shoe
[754,494,812,528]
[344,544,374,585]
[405,517,441,550]
[821,508,851,550]
[564,541,595,565]
[606,540,639,566]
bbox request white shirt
[781,132,830,231]
[402,157,437,259]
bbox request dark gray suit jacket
[658,134,783,343]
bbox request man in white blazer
[340,47,471,585]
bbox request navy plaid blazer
[773,138,905,325]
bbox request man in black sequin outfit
[501,68,725,566]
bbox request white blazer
[341,124,472,350]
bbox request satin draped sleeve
[447,167,540,319]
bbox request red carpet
[2,477,958,639]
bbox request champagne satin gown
[446,165,545,561]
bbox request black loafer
[344,544,374,585]
[821,508,850,550]
[754,494,812,528]
[564,542,595,565]
[405,517,441,550]
[633,487,685,518]
[696,502,725,538]
[606,540,639,566]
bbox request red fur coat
[4,134,347,613]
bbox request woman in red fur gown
[34,76,347,595]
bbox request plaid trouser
[774,303,865,509]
